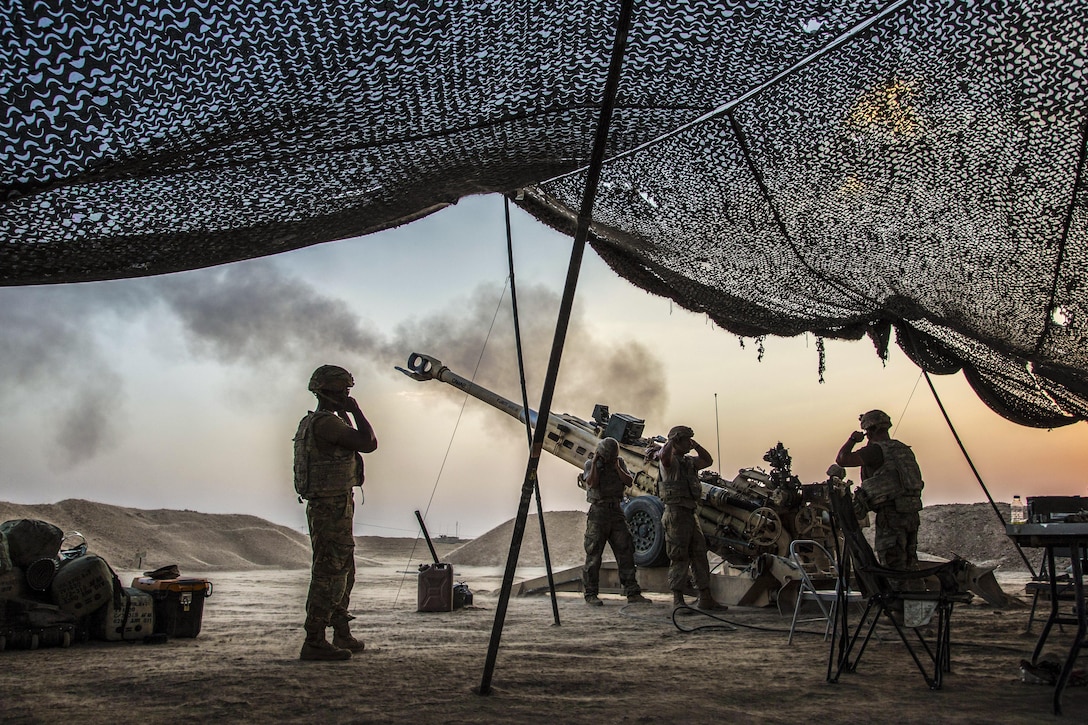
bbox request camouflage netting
[2,1,1087,427]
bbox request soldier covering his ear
[293,365,378,661]
[835,409,924,571]
[658,425,727,611]
[579,437,652,607]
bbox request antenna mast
[714,392,722,472]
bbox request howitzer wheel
[745,507,783,548]
[624,496,669,568]
[793,505,831,540]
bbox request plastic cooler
[131,576,213,638]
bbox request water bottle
[1011,495,1027,524]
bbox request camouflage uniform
[581,456,642,599]
[854,439,924,570]
[873,509,919,571]
[658,454,711,592]
[305,491,357,634]
[295,411,362,638]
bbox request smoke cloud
[387,282,668,423]
[154,262,386,364]
[151,262,667,422]
[0,284,143,468]
[0,258,667,467]
[54,383,120,470]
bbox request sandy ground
[3,536,1086,724]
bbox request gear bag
[0,519,63,568]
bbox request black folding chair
[826,485,974,690]
[1025,548,1078,633]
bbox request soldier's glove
[852,488,871,516]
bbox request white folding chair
[787,538,862,645]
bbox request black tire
[624,496,669,567]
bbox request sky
[2,193,1087,540]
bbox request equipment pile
[0,518,211,651]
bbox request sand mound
[1,499,1031,574]
[446,511,591,568]
[919,501,1027,569]
[0,499,313,571]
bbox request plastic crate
[131,576,212,638]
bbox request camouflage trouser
[874,509,920,570]
[662,505,710,592]
[582,501,641,597]
[304,491,356,634]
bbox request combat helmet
[667,425,694,441]
[308,365,354,392]
[596,437,620,461]
[858,409,892,432]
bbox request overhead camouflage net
[2,1,1086,427]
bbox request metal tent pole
[476,0,636,695]
[922,370,1037,577]
[504,194,561,626]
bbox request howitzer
[398,353,838,601]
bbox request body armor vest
[293,411,362,500]
[586,459,628,503]
[658,455,701,509]
[860,439,923,513]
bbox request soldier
[293,365,378,661]
[658,425,728,611]
[835,409,924,570]
[579,437,652,606]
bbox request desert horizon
[3,498,1085,723]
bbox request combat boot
[626,593,652,604]
[696,588,728,611]
[332,623,366,653]
[300,633,351,661]
[671,590,686,607]
[585,594,604,606]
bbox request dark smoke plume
[154,262,386,364]
[53,383,120,470]
[153,262,667,422]
[0,284,144,468]
[0,258,667,467]
[388,282,668,423]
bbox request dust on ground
[3,499,1082,723]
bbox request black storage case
[131,576,212,638]
[1027,496,1087,523]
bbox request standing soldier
[293,365,378,661]
[579,437,652,606]
[658,425,728,611]
[835,409,924,570]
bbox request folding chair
[1026,548,1077,633]
[826,486,974,690]
[787,538,863,644]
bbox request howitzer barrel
[398,353,659,483]
[398,353,536,428]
